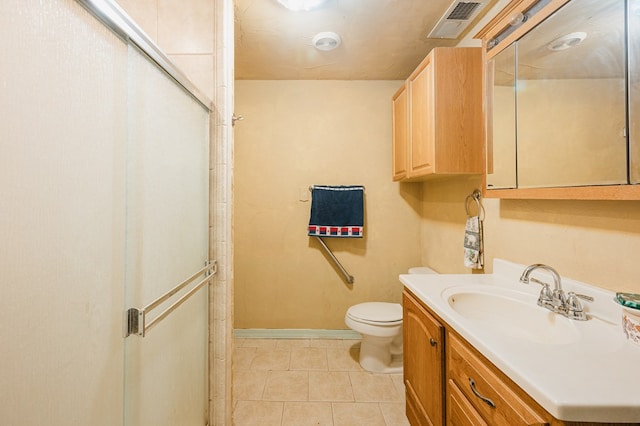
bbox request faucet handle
[570,292,594,302]
[552,288,567,312]
[529,277,554,307]
[565,291,593,321]
[529,277,549,287]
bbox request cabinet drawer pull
[429,338,437,346]
[469,378,496,408]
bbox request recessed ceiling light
[312,32,341,51]
[277,0,327,11]
[547,32,587,51]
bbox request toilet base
[358,334,403,374]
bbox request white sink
[442,285,580,345]
[400,259,640,423]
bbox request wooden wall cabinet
[392,84,408,181]
[392,47,484,182]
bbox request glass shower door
[123,44,210,426]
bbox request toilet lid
[347,302,402,325]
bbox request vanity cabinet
[404,288,549,426]
[447,333,549,426]
[403,290,445,426]
[403,287,636,426]
[392,47,484,182]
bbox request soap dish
[617,293,640,345]
[616,292,640,310]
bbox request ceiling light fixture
[547,32,587,51]
[277,0,327,11]
[312,32,341,51]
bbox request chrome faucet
[520,264,564,311]
[519,264,593,320]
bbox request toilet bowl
[345,266,437,373]
[345,302,403,373]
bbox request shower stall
[0,0,214,424]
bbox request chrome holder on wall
[232,114,244,126]
[124,260,217,337]
[465,189,485,219]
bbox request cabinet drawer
[447,333,549,426]
[447,379,488,426]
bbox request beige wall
[116,0,215,100]
[234,78,640,331]
[420,176,640,294]
[234,80,423,329]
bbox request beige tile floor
[233,338,410,426]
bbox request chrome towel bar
[309,185,366,191]
[314,236,354,284]
[307,185,362,284]
[124,260,217,337]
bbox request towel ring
[465,189,485,219]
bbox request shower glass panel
[124,44,210,426]
[0,0,127,423]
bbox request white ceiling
[234,0,498,80]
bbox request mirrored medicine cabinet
[478,0,640,199]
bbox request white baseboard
[233,328,361,340]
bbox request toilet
[345,266,437,373]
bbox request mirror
[489,0,629,190]
[487,43,517,189]
[630,0,640,183]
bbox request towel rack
[465,189,485,219]
[314,236,354,284]
[309,185,366,191]
[124,260,217,337]
[308,185,362,284]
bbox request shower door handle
[124,260,216,337]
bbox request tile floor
[233,338,410,426]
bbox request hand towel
[308,185,364,238]
[463,215,484,269]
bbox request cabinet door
[408,54,435,177]
[392,83,408,181]
[433,48,483,175]
[403,290,444,426]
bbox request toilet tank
[408,266,438,274]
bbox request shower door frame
[76,1,216,424]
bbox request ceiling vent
[427,0,488,39]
